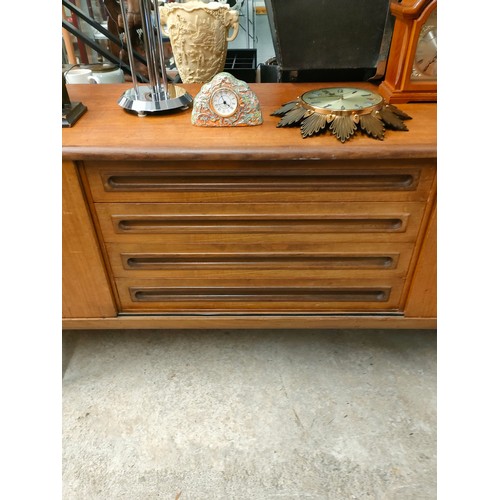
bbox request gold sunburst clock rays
[271,87,412,142]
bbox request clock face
[300,87,384,114]
[210,88,239,117]
[412,9,437,80]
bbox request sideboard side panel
[405,201,437,318]
[62,161,117,318]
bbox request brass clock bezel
[298,88,385,118]
[209,87,240,118]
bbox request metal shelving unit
[234,0,256,48]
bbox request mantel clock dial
[192,72,262,127]
[210,87,239,117]
[271,87,411,142]
[412,8,437,80]
[378,0,437,103]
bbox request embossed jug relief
[160,1,239,84]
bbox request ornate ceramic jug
[160,1,239,83]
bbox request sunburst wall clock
[271,87,411,142]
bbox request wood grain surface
[62,83,437,161]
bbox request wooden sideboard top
[62,82,437,161]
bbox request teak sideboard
[62,83,436,330]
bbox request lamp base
[62,101,87,128]
[118,85,192,116]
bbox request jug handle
[226,20,239,42]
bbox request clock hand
[339,91,360,100]
[422,54,437,73]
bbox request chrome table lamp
[117,0,192,116]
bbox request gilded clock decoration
[271,87,411,142]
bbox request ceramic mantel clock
[378,0,437,103]
[191,72,263,127]
[271,87,411,142]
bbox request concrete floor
[62,329,436,499]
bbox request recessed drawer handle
[124,255,395,270]
[106,173,416,192]
[116,217,404,233]
[130,287,391,302]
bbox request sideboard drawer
[95,201,426,244]
[115,277,405,313]
[105,241,415,280]
[84,160,435,203]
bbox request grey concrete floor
[62,329,436,499]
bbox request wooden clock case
[378,0,437,104]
